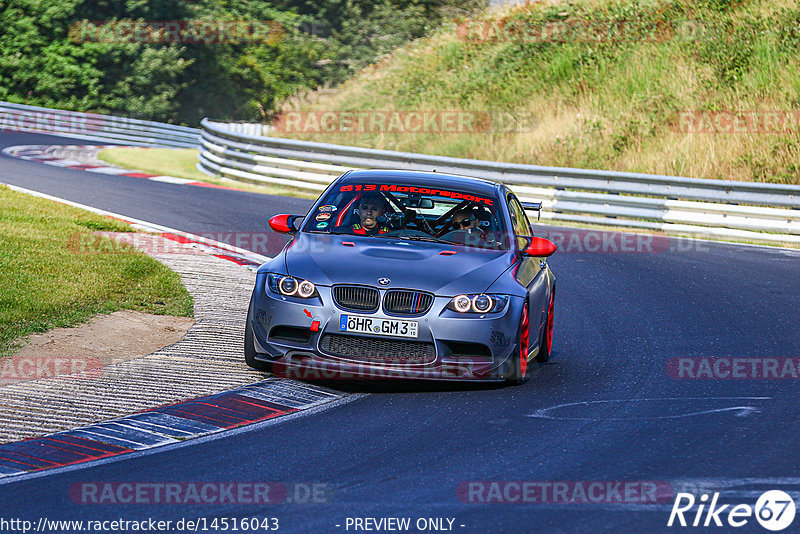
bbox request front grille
[383,290,434,315]
[320,334,435,364]
[333,285,379,312]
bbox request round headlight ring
[297,280,316,298]
[472,294,493,313]
[279,276,298,296]
[453,294,472,313]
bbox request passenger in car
[447,208,491,246]
[451,209,477,231]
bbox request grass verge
[0,186,194,357]
[97,147,320,199]
[276,0,800,183]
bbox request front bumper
[247,275,524,382]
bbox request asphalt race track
[2,132,799,533]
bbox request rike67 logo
[668,490,796,531]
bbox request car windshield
[303,182,510,250]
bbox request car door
[507,193,548,354]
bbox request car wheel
[535,287,555,363]
[505,300,530,385]
[244,306,272,372]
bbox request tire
[535,287,555,363]
[244,306,272,372]
[505,300,530,385]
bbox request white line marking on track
[526,397,772,420]
[149,175,193,184]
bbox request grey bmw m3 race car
[244,169,557,384]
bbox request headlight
[447,294,508,313]
[280,276,297,295]
[267,274,317,298]
[472,294,493,313]
[298,280,316,298]
[452,294,472,313]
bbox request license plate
[339,314,418,338]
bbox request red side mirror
[525,236,557,257]
[269,214,297,234]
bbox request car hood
[284,233,516,296]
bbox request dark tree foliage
[0,0,486,124]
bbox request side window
[507,195,532,249]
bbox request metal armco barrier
[199,119,800,244]
[0,101,200,148]
[2,102,796,245]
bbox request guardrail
[3,102,796,244]
[199,120,800,244]
[0,101,200,148]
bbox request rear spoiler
[521,201,542,221]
